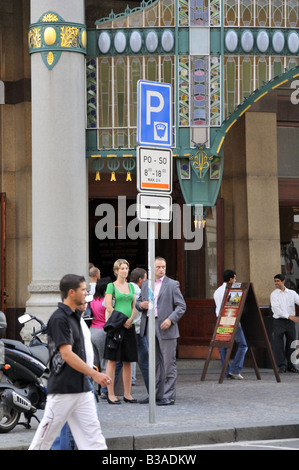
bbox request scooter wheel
[0,404,20,433]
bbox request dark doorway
[89,198,147,280]
[88,197,180,281]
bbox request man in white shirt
[270,273,299,373]
[213,270,248,379]
[89,266,100,297]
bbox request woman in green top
[104,259,138,404]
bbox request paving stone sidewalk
[1,359,299,450]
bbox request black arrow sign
[145,204,166,211]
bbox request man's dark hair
[274,273,285,281]
[60,274,85,300]
[130,268,146,283]
[223,269,236,283]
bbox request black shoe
[278,367,286,373]
[123,397,137,403]
[139,397,172,405]
[287,366,299,373]
[157,398,171,406]
[107,397,121,404]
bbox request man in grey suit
[137,257,186,405]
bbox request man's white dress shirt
[270,287,299,319]
[213,282,226,317]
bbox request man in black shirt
[29,274,111,450]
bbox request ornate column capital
[29,11,87,69]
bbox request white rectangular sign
[137,193,172,223]
[137,146,172,194]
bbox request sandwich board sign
[201,283,280,384]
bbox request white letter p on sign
[146,91,164,125]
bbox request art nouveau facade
[1,0,299,358]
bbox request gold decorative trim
[29,27,41,49]
[190,147,211,179]
[42,13,59,22]
[29,11,86,70]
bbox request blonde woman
[104,259,138,404]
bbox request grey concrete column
[24,0,88,335]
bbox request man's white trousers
[29,391,107,450]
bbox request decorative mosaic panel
[181,55,221,127]
[190,0,209,25]
[210,56,221,126]
[192,56,209,125]
[181,0,221,25]
[210,0,221,25]
[179,0,189,25]
[179,56,190,126]
[86,58,97,129]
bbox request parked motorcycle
[0,312,49,433]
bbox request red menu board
[214,289,243,341]
[201,283,280,383]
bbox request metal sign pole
[148,221,156,423]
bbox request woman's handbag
[102,283,115,308]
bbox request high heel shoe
[123,397,137,403]
[107,397,121,404]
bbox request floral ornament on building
[107,158,120,182]
[91,157,105,181]
[90,156,136,182]
[122,158,135,182]
[190,146,213,180]
[29,11,87,70]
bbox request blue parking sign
[137,80,172,148]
